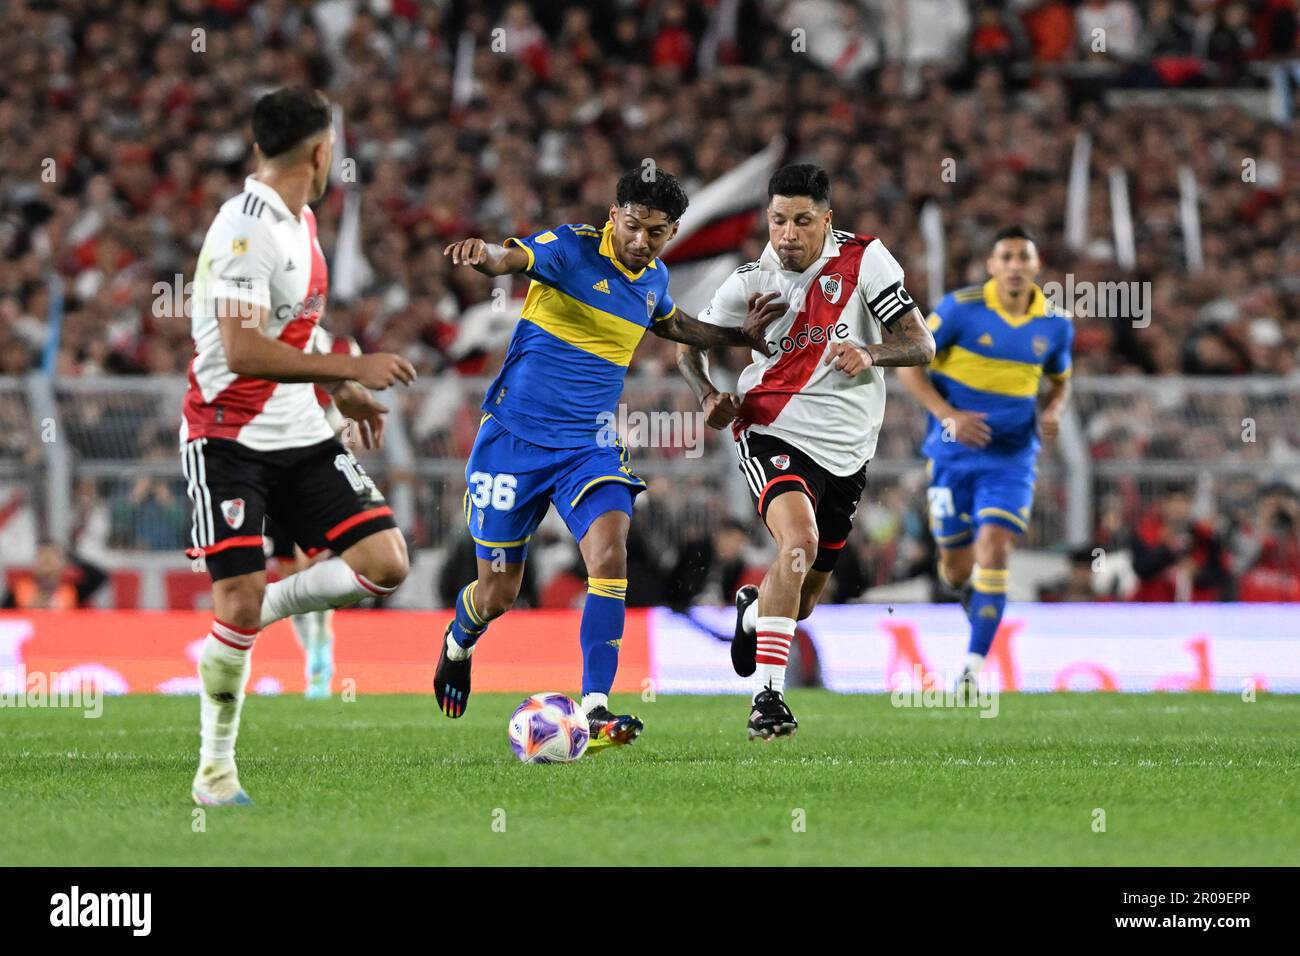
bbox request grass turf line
[1,692,1296,866]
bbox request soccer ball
[508,693,589,764]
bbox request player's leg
[182,437,271,806]
[572,500,644,749]
[435,556,526,718]
[436,415,549,717]
[745,490,815,738]
[791,462,868,622]
[927,458,977,605]
[553,434,647,748]
[265,520,333,698]
[957,466,1033,691]
[258,441,407,627]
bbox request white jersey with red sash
[181,176,334,452]
[698,229,912,475]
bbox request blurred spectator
[1,539,106,609]
[1235,483,1300,601]
[1130,489,1232,601]
[1037,546,1115,601]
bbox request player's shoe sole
[192,765,253,806]
[434,622,472,718]
[192,786,253,807]
[731,584,759,677]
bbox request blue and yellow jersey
[921,279,1073,465]
[482,222,676,448]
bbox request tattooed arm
[823,308,935,375]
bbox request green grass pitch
[2,691,1297,866]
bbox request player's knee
[796,596,818,620]
[776,530,818,576]
[583,539,627,579]
[476,573,521,619]
[214,580,264,632]
[940,553,973,587]
[976,534,1013,569]
[363,537,409,590]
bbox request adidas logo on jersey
[592,279,610,293]
[977,332,994,347]
[285,259,296,272]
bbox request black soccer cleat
[586,705,643,752]
[434,622,472,718]
[748,687,798,741]
[731,584,759,677]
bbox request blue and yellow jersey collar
[984,279,1047,328]
[600,221,658,281]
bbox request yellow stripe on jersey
[1046,367,1072,382]
[930,345,1044,398]
[520,282,646,367]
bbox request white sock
[964,652,986,675]
[754,615,795,700]
[198,620,256,770]
[261,557,395,628]
[581,692,608,715]
[742,600,758,634]
[446,629,473,661]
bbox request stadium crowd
[1,0,1298,605]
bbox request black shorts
[735,430,868,572]
[181,436,397,582]
[263,516,299,563]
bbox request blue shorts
[463,414,646,562]
[926,457,1035,547]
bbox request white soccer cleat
[191,763,253,807]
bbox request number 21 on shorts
[469,471,517,511]
[927,486,955,521]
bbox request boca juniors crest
[220,498,245,530]
[819,273,843,305]
[646,291,657,319]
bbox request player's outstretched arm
[866,307,936,367]
[675,343,740,429]
[442,238,530,276]
[896,362,992,448]
[218,301,417,390]
[653,293,786,356]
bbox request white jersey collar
[244,176,298,221]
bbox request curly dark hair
[615,166,689,221]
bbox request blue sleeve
[927,294,961,352]
[652,277,676,322]
[1045,319,1074,379]
[504,226,571,286]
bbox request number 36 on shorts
[469,471,518,511]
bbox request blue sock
[967,565,1008,656]
[580,577,626,697]
[449,581,489,650]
